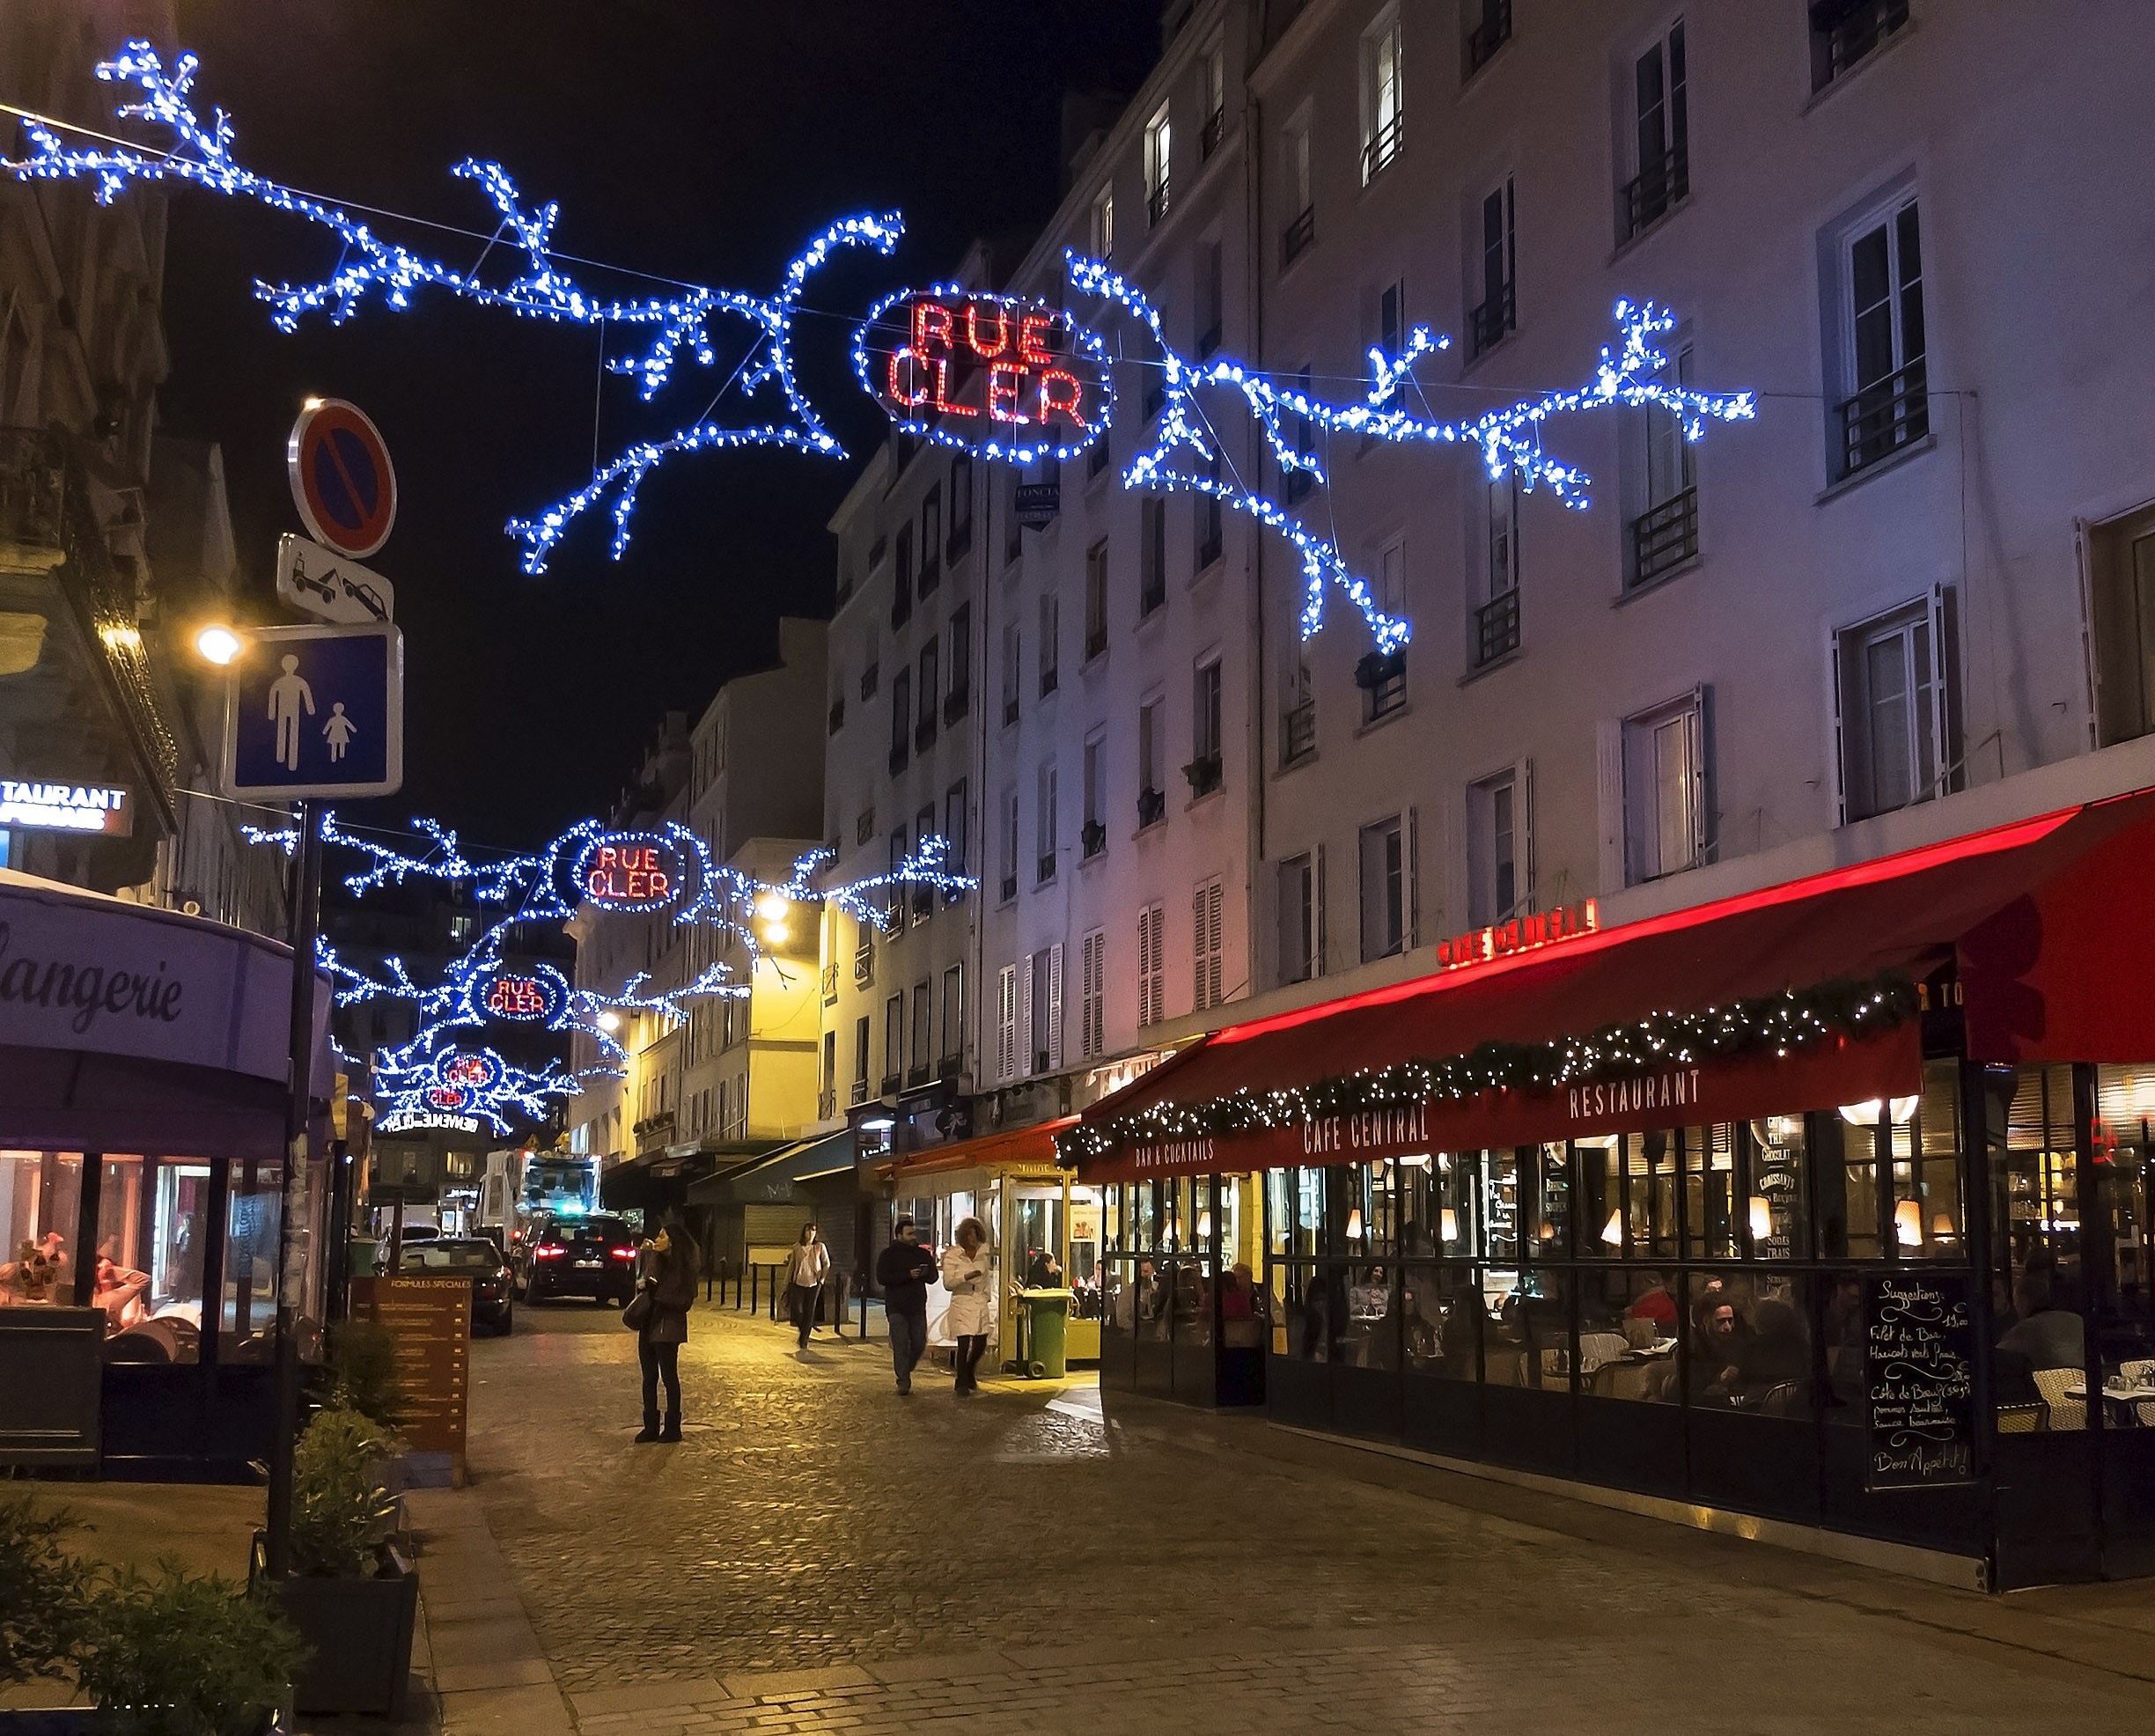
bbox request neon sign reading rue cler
[575,834,682,911]
[855,286,1111,464]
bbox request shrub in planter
[0,1495,96,1687]
[78,1563,305,1736]
[325,1317,398,1429]
[290,1406,401,1578]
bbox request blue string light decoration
[371,1035,594,1137]
[6,40,903,572]
[1064,255,1757,652]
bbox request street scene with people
[6,2,2155,1731]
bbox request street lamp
[597,1010,621,1033]
[195,623,244,665]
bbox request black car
[518,1213,639,1305]
[399,1237,515,1335]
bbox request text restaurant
[0,869,335,1476]
[1063,792,2155,1587]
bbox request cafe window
[1824,1058,1962,1260]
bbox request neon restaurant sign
[0,780,133,835]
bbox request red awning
[1075,790,2155,1180]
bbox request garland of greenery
[1055,971,1920,1167]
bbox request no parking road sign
[287,399,398,558]
[223,622,404,799]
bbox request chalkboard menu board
[349,1276,470,1484]
[1864,1271,1976,1490]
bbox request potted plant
[0,1495,95,1697]
[272,1405,418,1717]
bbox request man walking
[875,1216,937,1396]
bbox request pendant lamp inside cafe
[1066,791,2155,1588]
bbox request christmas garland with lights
[1055,971,1921,1168]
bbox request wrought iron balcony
[1279,205,1315,269]
[850,1078,869,1107]
[859,662,879,700]
[1362,113,1403,183]
[1039,664,1058,699]
[1182,753,1224,798]
[1201,107,1225,160]
[889,588,911,629]
[1000,872,1019,902]
[1467,0,1511,74]
[1813,0,1909,92]
[1036,851,1057,886]
[1622,140,1689,239]
[915,713,938,752]
[820,963,838,1004]
[1085,625,1108,663]
[1147,179,1171,227]
[1475,588,1521,667]
[1471,280,1516,358]
[1629,486,1699,587]
[888,742,909,776]
[1137,786,1166,828]
[907,1063,930,1090]
[1357,649,1407,718]
[1283,701,1316,765]
[854,939,875,986]
[943,685,969,725]
[1082,820,1107,860]
[1840,360,1929,477]
[880,1073,900,1097]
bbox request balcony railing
[1201,106,1225,159]
[1840,361,1929,477]
[888,742,909,776]
[827,697,844,735]
[1361,113,1403,183]
[1274,699,1315,769]
[1037,851,1057,886]
[943,685,969,725]
[1279,205,1315,269]
[1467,0,1511,74]
[1137,786,1166,828]
[1622,140,1689,239]
[880,1073,901,1097]
[915,713,938,752]
[854,940,875,986]
[910,886,934,918]
[1082,819,1107,860]
[1357,649,1407,718]
[907,1063,931,1089]
[1040,664,1059,698]
[857,809,875,845]
[1471,279,1515,358]
[1147,179,1171,227]
[1085,625,1108,662]
[820,962,838,1004]
[1813,0,1909,92]
[850,1078,870,1107]
[1000,872,1019,902]
[818,1086,837,1121]
[1183,753,1224,798]
[1475,587,1521,666]
[1629,485,1699,587]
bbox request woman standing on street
[940,1217,993,1396]
[786,1223,831,1352]
[634,1215,700,1443]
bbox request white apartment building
[823,288,991,1143]
[957,0,2155,1088]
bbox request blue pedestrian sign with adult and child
[223,622,404,799]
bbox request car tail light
[610,1247,636,1261]
[535,1246,565,1260]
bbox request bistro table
[2064,1382,2155,1423]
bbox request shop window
[1822,1059,1963,1261]
[1990,1062,2085,1427]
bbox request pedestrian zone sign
[222,622,404,799]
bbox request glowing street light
[195,624,244,665]
[754,891,789,923]
[596,1011,621,1033]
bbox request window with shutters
[1035,759,1058,884]
[1137,695,1166,828]
[1193,879,1225,1011]
[853,1017,870,1102]
[909,981,931,1086]
[1277,853,1313,984]
[1082,728,1107,859]
[940,964,964,1072]
[1361,4,1402,185]
[1622,693,1707,884]
[998,786,1019,902]
[1136,902,1166,1028]
[1039,590,1060,695]
[1359,817,1404,961]
[1080,927,1107,1058]
[1830,191,1927,480]
[944,778,968,886]
[1624,341,1698,590]
[1467,767,1526,926]
[1622,20,1688,243]
[1028,943,1063,1074]
[1475,475,1520,667]
[996,963,1019,1081]
[1471,175,1516,359]
[1834,596,1958,822]
[882,992,904,1094]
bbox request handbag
[621,1287,654,1333]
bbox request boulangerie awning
[1072,790,2155,1181]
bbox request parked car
[399,1236,515,1334]
[515,1213,639,1306]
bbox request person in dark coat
[634,1216,700,1443]
[874,1216,938,1396]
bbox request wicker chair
[1994,1401,2048,1434]
[2032,1366,2086,1431]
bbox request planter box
[277,1562,419,1717]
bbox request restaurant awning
[1072,790,2155,1181]
[686,1128,856,1206]
[880,1116,1079,1183]
[599,1141,781,1211]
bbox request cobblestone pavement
[465,1301,2155,1733]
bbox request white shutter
[1046,942,1064,1069]
[1521,757,1537,912]
[1685,687,1710,869]
[1019,952,1035,1077]
[997,964,1017,1081]
[1150,905,1166,1025]
[1136,911,1150,1027]
[1192,885,1208,1010]
[1596,719,1626,893]
[1205,881,1224,1008]
[1080,930,1104,1057]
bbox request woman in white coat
[939,1217,993,1395]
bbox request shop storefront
[1069,795,2155,1587]
[879,1118,1100,1370]
[0,870,334,1477]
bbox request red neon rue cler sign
[868,291,1108,452]
[585,843,672,905]
[486,975,548,1019]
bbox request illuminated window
[1144,102,1172,225]
[1091,183,1114,261]
[1361,4,1402,184]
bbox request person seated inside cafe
[1997,1265,2085,1372]
[1729,1298,1812,1412]
[0,1240,63,1306]
[1690,1296,1751,1402]
[92,1253,151,1333]
[1626,1272,1679,1329]
[1025,1247,1063,1289]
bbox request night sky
[154,0,1160,848]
